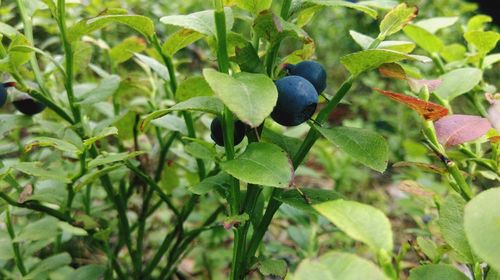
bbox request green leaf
[294,252,389,280]
[14,217,60,242]
[467,15,492,32]
[276,188,342,214]
[464,187,500,273]
[88,151,144,169]
[349,30,415,53]
[134,53,169,80]
[315,125,389,172]
[160,8,234,37]
[403,24,444,54]
[185,139,217,161]
[189,172,231,195]
[113,111,137,140]
[78,75,121,105]
[261,128,302,157]
[151,115,188,134]
[162,29,205,57]
[69,265,106,280]
[438,193,474,262]
[141,96,224,130]
[68,15,155,42]
[25,253,72,280]
[440,44,467,62]
[12,162,71,183]
[110,36,147,64]
[379,3,418,38]
[58,222,87,236]
[416,236,439,261]
[176,76,215,102]
[83,127,119,148]
[408,264,468,280]
[220,142,293,188]
[484,53,500,68]
[8,34,32,70]
[75,165,122,192]
[415,17,459,34]
[0,22,19,38]
[434,68,482,100]
[340,49,430,76]
[464,31,500,55]
[203,69,278,127]
[25,137,81,155]
[303,0,378,19]
[314,200,393,252]
[253,12,308,44]
[258,259,287,278]
[235,0,272,14]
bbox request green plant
[0,0,499,279]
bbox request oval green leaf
[315,125,389,173]
[294,252,389,280]
[314,200,393,252]
[220,142,293,188]
[464,187,500,273]
[203,69,278,127]
[408,264,469,280]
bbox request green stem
[125,161,180,216]
[431,53,446,75]
[213,2,244,279]
[15,0,52,97]
[57,0,82,130]
[245,74,356,269]
[264,0,292,77]
[5,207,27,276]
[0,192,72,222]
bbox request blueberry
[0,82,15,108]
[210,116,247,146]
[13,95,46,115]
[285,61,327,93]
[0,84,7,108]
[271,76,318,126]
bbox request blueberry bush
[0,0,499,279]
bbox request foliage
[0,0,498,279]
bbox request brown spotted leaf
[374,88,449,121]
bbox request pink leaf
[486,93,500,130]
[407,78,443,93]
[434,114,492,148]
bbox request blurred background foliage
[0,0,498,278]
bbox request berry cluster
[209,60,326,146]
[0,82,46,115]
[271,61,326,126]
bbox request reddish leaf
[434,114,492,148]
[374,88,449,121]
[489,136,500,144]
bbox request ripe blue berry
[271,76,318,126]
[0,84,7,108]
[0,82,15,108]
[210,116,247,146]
[13,96,46,115]
[285,61,327,93]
